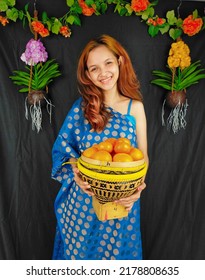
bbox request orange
[82,146,98,158]
[97,141,113,153]
[92,150,112,162]
[114,141,131,154]
[129,147,144,160]
[105,138,117,146]
[113,153,133,162]
[116,137,131,146]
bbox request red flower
[31,21,44,33]
[156,17,165,26]
[60,26,71,38]
[147,18,157,26]
[0,16,9,26]
[78,0,95,16]
[131,0,150,13]
[147,17,165,26]
[31,21,49,37]
[39,28,50,37]
[182,15,203,36]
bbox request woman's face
[86,45,120,93]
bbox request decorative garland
[1,0,205,133]
[0,0,205,40]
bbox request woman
[51,34,149,260]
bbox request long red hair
[77,34,142,131]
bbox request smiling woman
[1,0,205,262]
[77,35,143,132]
[86,45,120,92]
[51,34,148,260]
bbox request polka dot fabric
[51,98,142,260]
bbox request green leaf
[73,15,81,26]
[46,20,52,31]
[42,11,48,24]
[70,3,82,14]
[141,7,155,20]
[85,0,94,5]
[7,0,16,6]
[152,70,171,79]
[166,10,177,25]
[125,3,133,15]
[151,80,172,90]
[149,0,158,8]
[66,14,75,24]
[18,10,24,20]
[0,1,8,11]
[151,78,172,84]
[176,18,183,28]
[26,10,31,24]
[159,23,170,35]
[66,0,74,7]
[169,28,182,40]
[193,9,198,19]
[141,9,150,21]
[114,3,123,15]
[101,3,107,14]
[119,8,127,16]
[148,25,159,37]
[19,88,30,93]
[6,7,18,21]
[24,3,29,12]
[150,7,155,18]
[51,18,62,34]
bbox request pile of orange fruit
[82,137,144,162]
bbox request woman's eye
[90,67,97,73]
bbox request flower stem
[29,64,33,93]
[171,67,176,93]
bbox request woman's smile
[86,45,120,92]
[99,75,112,84]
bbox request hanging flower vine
[0,0,205,40]
[151,38,205,133]
[9,7,61,133]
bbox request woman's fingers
[114,182,146,210]
[73,167,94,196]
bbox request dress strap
[127,99,133,115]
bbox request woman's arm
[115,101,149,211]
[69,158,94,196]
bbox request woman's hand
[72,165,94,196]
[114,182,146,211]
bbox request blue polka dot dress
[51,97,142,260]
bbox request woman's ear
[118,56,124,66]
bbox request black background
[1,0,205,260]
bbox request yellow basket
[77,155,147,204]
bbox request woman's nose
[99,67,107,76]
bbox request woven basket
[77,155,147,204]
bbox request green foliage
[6,7,18,21]
[0,0,203,40]
[9,60,61,93]
[151,61,205,91]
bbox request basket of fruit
[77,137,147,204]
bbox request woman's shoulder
[131,99,144,110]
[130,99,145,119]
